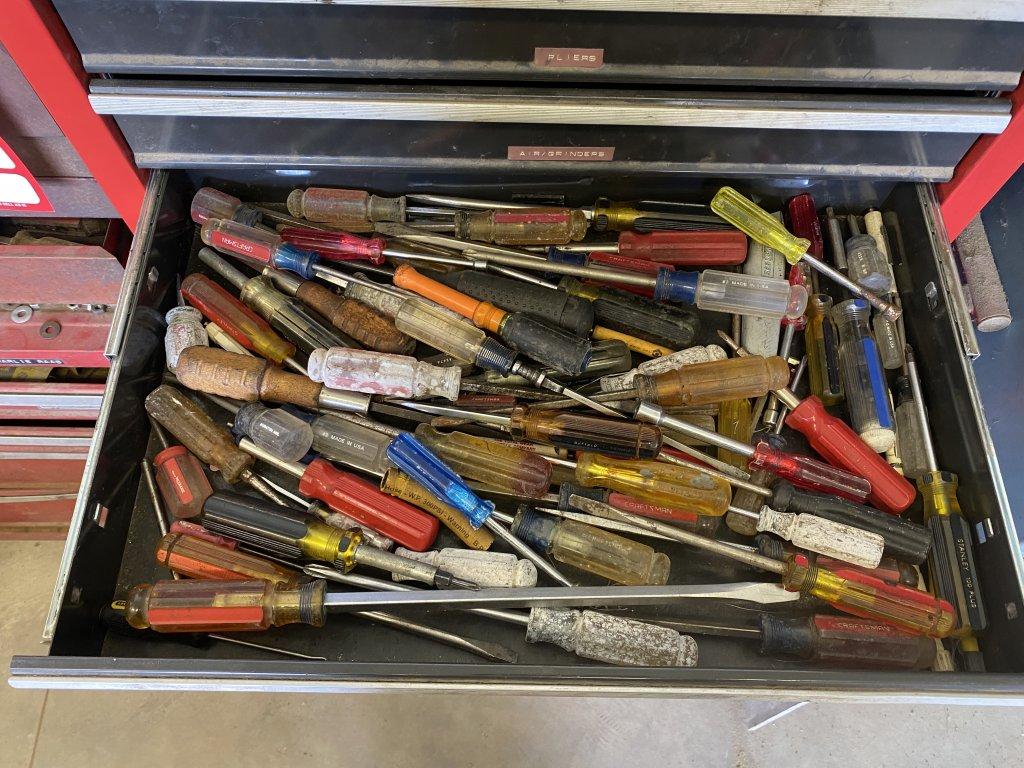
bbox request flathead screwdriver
[905,347,986,660]
[306,566,699,667]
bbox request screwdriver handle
[759,614,936,670]
[748,441,870,503]
[278,227,387,265]
[300,458,440,551]
[175,346,323,410]
[155,532,301,587]
[757,506,884,569]
[616,230,748,266]
[181,274,296,364]
[144,385,253,484]
[785,396,916,515]
[635,355,790,408]
[785,556,956,637]
[394,264,506,332]
[511,407,662,459]
[124,579,325,633]
[710,187,810,265]
[292,280,415,354]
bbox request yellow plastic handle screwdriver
[711,187,901,322]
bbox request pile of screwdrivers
[116,184,986,672]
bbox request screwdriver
[539,229,748,266]
[190,186,263,228]
[769,481,932,566]
[377,224,806,319]
[308,566,700,667]
[832,298,896,453]
[573,491,882,569]
[173,346,373,415]
[554,482,720,534]
[197,247,352,355]
[390,297,622,417]
[653,613,936,670]
[380,469,496,552]
[148,418,213,520]
[413,424,552,499]
[392,264,591,376]
[180,273,301,372]
[596,505,955,637]
[287,186,405,230]
[717,331,916,515]
[905,347,987,648]
[307,346,461,401]
[164,306,208,373]
[205,321,252,357]
[144,385,291,504]
[257,266,415,354]
[200,490,465,586]
[511,505,671,586]
[753,534,920,588]
[633,402,871,502]
[805,294,844,407]
[710,187,900,321]
[277,227,388,265]
[395,401,662,460]
[235,437,439,551]
[450,207,589,245]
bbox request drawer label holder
[507,146,615,162]
[533,47,605,69]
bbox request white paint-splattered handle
[758,506,884,569]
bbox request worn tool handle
[175,346,322,410]
[635,355,790,408]
[498,313,592,377]
[294,281,415,354]
[439,270,594,337]
[394,264,506,332]
[144,385,253,484]
[757,507,884,569]
[617,230,748,266]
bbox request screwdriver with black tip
[905,346,986,666]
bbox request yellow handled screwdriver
[710,187,901,322]
[905,346,987,668]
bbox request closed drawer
[89,80,1012,181]
[53,1,1024,90]
[10,169,1024,698]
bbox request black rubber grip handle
[771,481,931,565]
[557,482,609,511]
[499,314,591,377]
[439,270,594,337]
[201,491,308,558]
[589,286,701,349]
[928,513,987,634]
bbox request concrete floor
[3,539,1023,767]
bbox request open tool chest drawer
[10,164,1024,699]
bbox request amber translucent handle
[393,264,506,332]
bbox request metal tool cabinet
[11,0,1024,699]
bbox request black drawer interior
[27,169,1024,695]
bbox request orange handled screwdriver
[393,264,591,377]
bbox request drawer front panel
[54,1,1024,90]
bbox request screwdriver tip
[435,572,480,591]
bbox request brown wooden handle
[295,282,415,354]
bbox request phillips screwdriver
[392,264,592,376]
[180,273,302,372]
[173,346,372,415]
[258,266,415,354]
[710,187,900,321]
[287,186,405,230]
[594,505,955,637]
[376,224,806,319]
[199,490,464,586]
[390,298,621,417]
[160,531,514,662]
[633,402,871,502]
[716,331,916,515]
[197,247,352,355]
[510,505,671,586]
[905,347,987,651]
[769,481,931,566]
[652,613,936,670]
[308,566,699,667]
[144,385,291,504]
[395,401,662,460]
[572,493,883,570]
[236,436,439,551]
[278,227,388,265]
[538,229,748,266]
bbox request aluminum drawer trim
[88,91,1012,135]
[125,0,1024,23]
[41,171,167,643]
